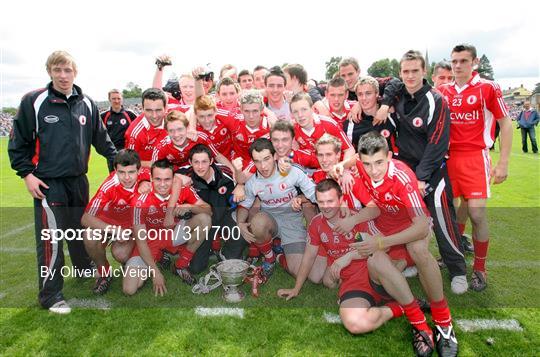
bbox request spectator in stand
[517,101,539,153]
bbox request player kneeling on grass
[237,138,324,280]
[123,159,212,296]
[82,149,151,295]
[349,131,457,357]
[278,179,397,335]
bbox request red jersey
[325,99,355,124]
[196,108,234,159]
[125,115,168,161]
[166,97,191,113]
[294,114,353,155]
[227,114,271,170]
[85,171,139,228]
[216,100,241,117]
[308,212,368,274]
[133,186,200,236]
[438,72,509,152]
[291,149,319,169]
[311,170,370,210]
[356,159,429,236]
[152,132,219,171]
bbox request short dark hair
[238,69,252,79]
[357,131,389,156]
[452,43,477,59]
[265,66,287,86]
[142,88,167,108]
[270,120,295,139]
[249,138,275,158]
[316,179,342,197]
[327,77,347,90]
[151,159,173,176]
[400,50,425,70]
[113,149,141,170]
[283,64,308,85]
[433,60,451,73]
[189,144,213,161]
[253,65,268,72]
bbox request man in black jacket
[377,50,467,297]
[8,50,117,314]
[100,89,137,171]
[179,144,246,273]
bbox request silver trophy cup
[215,259,251,303]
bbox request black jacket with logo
[8,82,117,179]
[179,163,236,225]
[100,107,137,150]
[383,79,450,182]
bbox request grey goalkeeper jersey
[241,165,316,244]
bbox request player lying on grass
[278,179,394,336]
[81,149,151,295]
[341,131,458,357]
[123,159,212,296]
[236,138,323,279]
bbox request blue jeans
[521,127,538,153]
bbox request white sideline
[456,319,523,332]
[195,307,244,318]
[67,298,111,310]
[323,312,342,324]
[1,223,34,239]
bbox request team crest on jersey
[236,133,244,142]
[381,129,390,138]
[120,118,127,126]
[148,206,157,215]
[218,186,227,195]
[320,232,328,243]
[406,183,414,193]
[220,128,227,136]
[117,199,127,205]
[79,115,87,126]
[385,192,392,201]
[466,95,477,105]
[279,183,287,191]
[412,117,423,127]
[167,154,175,161]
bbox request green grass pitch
[0,130,539,356]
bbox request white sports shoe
[451,275,468,295]
[402,266,418,278]
[49,300,71,314]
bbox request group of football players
[9,43,512,357]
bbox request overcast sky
[1,0,538,108]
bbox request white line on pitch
[456,319,523,332]
[195,307,244,318]
[67,298,111,310]
[323,312,341,324]
[1,223,34,239]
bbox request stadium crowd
[8,45,530,357]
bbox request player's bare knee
[406,240,430,264]
[367,251,387,273]
[122,281,139,296]
[308,269,323,284]
[323,275,338,289]
[341,312,372,335]
[111,246,130,264]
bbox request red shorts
[338,261,382,306]
[130,239,176,262]
[388,244,414,267]
[447,149,491,199]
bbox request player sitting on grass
[123,159,212,296]
[81,149,151,295]
[278,179,395,335]
[236,138,323,279]
[345,131,458,357]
